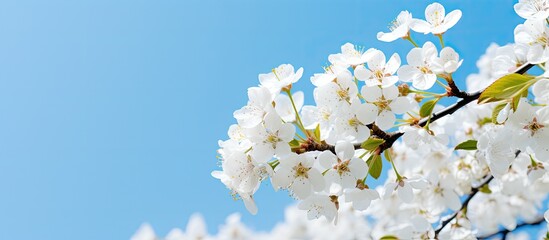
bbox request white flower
[377,11,413,42]
[298,194,338,223]
[233,86,274,128]
[500,170,526,195]
[315,77,358,108]
[477,125,518,177]
[248,113,295,163]
[533,79,549,104]
[492,44,528,78]
[328,43,374,67]
[319,141,368,194]
[131,223,157,240]
[397,41,439,90]
[383,176,428,203]
[354,49,401,88]
[211,150,261,214]
[165,229,184,240]
[274,91,304,122]
[411,2,462,35]
[272,152,325,199]
[514,19,549,64]
[310,65,353,87]
[514,0,549,20]
[301,104,335,141]
[344,186,380,211]
[425,173,461,212]
[433,47,463,74]
[217,213,253,240]
[360,85,411,130]
[179,214,209,240]
[506,100,549,161]
[331,100,374,144]
[401,125,449,151]
[259,64,303,95]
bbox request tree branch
[351,63,534,151]
[433,175,494,238]
[477,217,545,239]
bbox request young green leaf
[361,137,385,151]
[479,184,492,194]
[454,139,478,151]
[366,154,382,179]
[478,73,537,104]
[289,139,300,148]
[491,103,507,123]
[419,98,439,118]
[313,124,321,141]
[380,236,399,240]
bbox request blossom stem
[435,79,449,89]
[404,36,419,47]
[285,89,309,137]
[477,217,545,239]
[437,34,445,48]
[434,175,494,238]
[386,150,402,180]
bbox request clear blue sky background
[0,0,542,239]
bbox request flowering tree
[209,1,549,239]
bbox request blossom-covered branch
[477,217,546,239]
[212,1,549,239]
[434,175,494,237]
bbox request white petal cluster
[132,205,373,240]
[411,2,462,35]
[209,2,549,239]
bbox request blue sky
[0,0,541,239]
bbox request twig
[433,175,494,238]
[477,217,545,239]
[349,63,534,151]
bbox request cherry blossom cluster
[131,204,547,240]
[212,1,549,239]
[131,205,373,240]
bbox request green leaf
[479,184,492,194]
[491,103,507,123]
[361,137,385,151]
[511,94,521,111]
[289,139,300,148]
[383,149,393,162]
[419,98,439,118]
[366,154,382,179]
[380,236,399,240]
[455,139,478,151]
[478,73,537,104]
[313,124,321,141]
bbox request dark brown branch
[350,63,535,152]
[447,79,470,98]
[477,217,545,239]
[433,175,494,238]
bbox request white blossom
[514,19,549,64]
[411,2,462,35]
[514,0,549,20]
[259,64,303,95]
[377,11,414,42]
[354,49,401,88]
[397,41,439,90]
